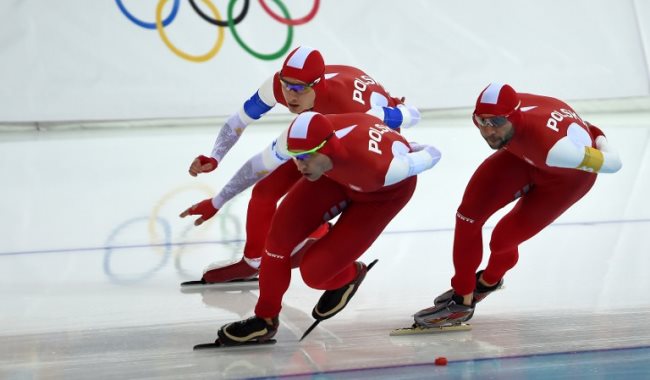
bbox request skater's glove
[390,95,406,105]
[585,122,613,152]
[586,122,605,139]
[189,155,218,177]
[179,198,218,226]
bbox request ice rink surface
[1,106,649,379]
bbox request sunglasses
[287,132,334,161]
[474,114,509,128]
[279,75,321,93]
[474,100,521,128]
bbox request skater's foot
[217,316,279,345]
[433,269,503,306]
[473,270,503,303]
[202,258,259,283]
[414,293,474,328]
[312,261,368,321]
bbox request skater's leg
[451,151,532,299]
[255,177,348,318]
[201,162,301,283]
[302,177,417,320]
[243,161,303,260]
[483,171,596,283]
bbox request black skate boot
[414,293,474,328]
[299,260,378,341]
[472,270,503,303]
[434,270,503,305]
[217,316,279,346]
[312,261,369,321]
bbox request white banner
[0,0,648,122]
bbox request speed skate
[193,339,276,350]
[180,278,259,293]
[390,323,472,336]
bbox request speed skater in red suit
[186,46,422,284]
[181,111,441,344]
[413,83,622,329]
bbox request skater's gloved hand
[586,121,605,139]
[179,198,218,226]
[391,96,406,105]
[189,155,218,177]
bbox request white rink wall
[1,0,650,123]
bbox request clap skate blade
[389,323,471,336]
[193,338,276,350]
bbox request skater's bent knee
[300,263,330,289]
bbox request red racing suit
[451,94,605,295]
[247,113,439,318]
[206,66,418,278]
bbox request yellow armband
[577,146,604,172]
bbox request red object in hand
[179,199,218,226]
[434,357,448,366]
[189,155,218,176]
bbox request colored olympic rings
[115,0,180,29]
[258,0,319,25]
[156,0,225,62]
[189,0,249,26]
[228,0,293,60]
[104,216,172,284]
[115,0,318,62]
[149,183,216,247]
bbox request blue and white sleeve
[366,104,421,130]
[210,75,278,161]
[212,130,291,209]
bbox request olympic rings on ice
[149,183,216,246]
[149,183,243,278]
[104,216,172,284]
[103,183,245,282]
[114,0,319,62]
